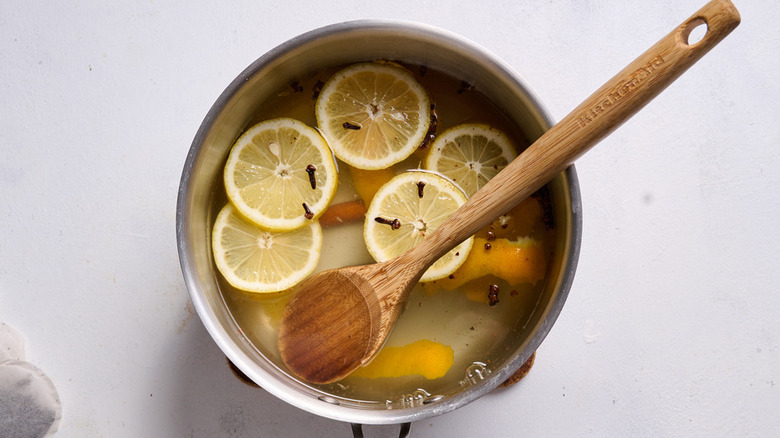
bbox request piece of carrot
[318,200,367,227]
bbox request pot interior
[177,21,581,424]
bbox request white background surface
[1,0,778,436]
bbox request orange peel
[426,237,546,293]
[482,196,544,239]
[349,166,396,205]
[351,339,454,380]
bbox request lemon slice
[424,124,516,197]
[315,62,431,170]
[364,171,472,282]
[212,203,322,293]
[224,118,338,231]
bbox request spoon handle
[405,0,740,266]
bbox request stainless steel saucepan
[176,20,581,432]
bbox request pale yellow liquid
[214,63,556,406]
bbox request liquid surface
[213,62,556,405]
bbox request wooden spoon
[279,0,740,384]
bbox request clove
[416,181,426,198]
[488,284,500,306]
[305,164,317,189]
[302,203,314,219]
[374,216,401,230]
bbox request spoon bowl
[279,266,380,384]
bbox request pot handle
[351,423,411,438]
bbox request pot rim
[176,19,582,425]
